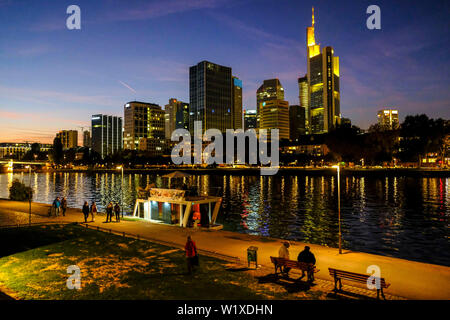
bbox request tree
[51,137,64,165]
[9,180,33,201]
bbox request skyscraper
[176,101,190,130]
[259,99,290,141]
[377,109,399,130]
[189,61,233,134]
[83,130,91,148]
[56,130,78,150]
[298,76,309,133]
[165,99,189,139]
[289,105,306,142]
[232,77,243,130]
[244,110,257,131]
[256,79,284,128]
[91,115,122,158]
[306,7,340,134]
[123,101,165,156]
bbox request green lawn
[0,224,327,300]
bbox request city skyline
[0,0,449,143]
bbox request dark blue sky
[0,0,449,142]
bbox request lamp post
[332,164,342,254]
[26,165,31,225]
[117,166,124,218]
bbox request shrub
[9,179,33,201]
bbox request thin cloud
[118,80,137,94]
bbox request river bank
[1,200,449,300]
[6,166,450,177]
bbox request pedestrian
[184,236,198,274]
[82,201,90,223]
[114,202,120,222]
[90,201,97,222]
[278,241,291,276]
[297,246,316,282]
[54,197,61,217]
[106,202,113,223]
[61,197,67,216]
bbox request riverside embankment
[0,200,449,300]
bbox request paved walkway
[1,200,449,300]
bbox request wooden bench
[328,268,391,300]
[270,257,318,282]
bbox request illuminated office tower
[244,110,257,130]
[259,100,290,141]
[83,130,91,148]
[256,79,284,128]
[91,115,122,158]
[232,77,243,130]
[306,7,340,134]
[56,130,78,150]
[377,109,399,130]
[165,98,189,138]
[298,76,309,133]
[189,61,233,134]
[123,101,165,156]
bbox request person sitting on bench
[278,242,291,276]
[297,246,316,280]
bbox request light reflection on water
[0,172,449,266]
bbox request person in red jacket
[185,236,198,274]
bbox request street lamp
[26,165,31,225]
[332,164,342,254]
[117,166,124,218]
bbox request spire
[312,7,315,27]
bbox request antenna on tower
[312,7,315,27]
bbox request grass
[0,224,327,300]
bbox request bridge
[0,160,50,172]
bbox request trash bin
[247,246,258,269]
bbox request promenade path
[1,200,449,300]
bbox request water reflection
[0,172,448,266]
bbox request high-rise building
[259,99,290,141]
[377,109,399,130]
[232,77,243,130]
[244,110,257,131]
[175,101,190,130]
[165,99,190,138]
[123,101,165,156]
[289,105,306,142]
[256,79,284,128]
[56,130,78,150]
[83,130,91,148]
[164,99,178,140]
[189,61,233,134]
[91,115,123,158]
[298,76,309,133]
[306,7,340,134]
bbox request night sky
[0,0,449,143]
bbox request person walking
[297,246,316,282]
[184,236,198,274]
[82,201,90,223]
[90,201,97,222]
[114,202,120,222]
[54,197,61,217]
[61,197,67,216]
[278,242,291,276]
[106,202,113,223]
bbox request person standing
[54,197,61,217]
[184,236,198,274]
[114,202,120,222]
[106,202,113,223]
[82,201,90,223]
[90,201,97,222]
[278,242,291,276]
[61,197,67,216]
[297,246,316,282]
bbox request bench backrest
[270,256,314,271]
[328,268,388,288]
